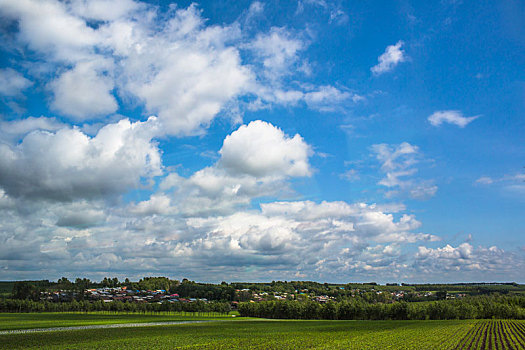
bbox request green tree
[12,281,33,300]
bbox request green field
[0,314,524,349]
[0,312,236,331]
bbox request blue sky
[0,0,524,283]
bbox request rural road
[0,320,221,335]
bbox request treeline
[238,295,525,320]
[0,298,230,315]
[229,281,391,295]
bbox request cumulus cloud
[0,0,252,134]
[414,243,524,280]
[1,0,357,134]
[371,41,406,75]
[0,68,32,97]
[50,61,118,120]
[128,194,172,216]
[1,1,519,283]
[0,119,316,278]
[69,0,141,21]
[0,117,66,143]
[2,165,521,282]
[159,168,284,217]
[0,0,99,62]
[155,120,312,216]
[123,5,253,135]
[219,120,312,178]
[117,199,440,280]
[428,110,480,127]
[371,142,437,200]
[0,117,162,200]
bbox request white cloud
[0,0,99,63]
[50,61,118,120]
[244,27,357,112]
[373,142,418,170]
[154,120,312,217]
[371,142,437,200]
[248,27,305,81]
[0,117,162,200]
[244,1,264,22]
[1,1,251,134]
[124,7,253,135]
[0,68,32,96]
[70,0,141,21]
[428,110,480,127]
[371,41,406,75]
[2,168,521,282]
[475,176,494,185]
[219,120,312,178]
[2,1,519,283]
[119,199,439,279]
[159,167,287,217]
[0,117,66,143]
[1,0,359,134]
[304,86,363,112]
[128,194,172,216]
[414,243,524,279]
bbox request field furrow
[508,321,525,348]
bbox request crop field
[0,314,523,349]
[0,312,235,331]
[453,320,525,349]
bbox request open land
[0,313,524,349]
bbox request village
[36,285,463,305]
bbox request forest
[238,296,525,320]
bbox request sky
[0,0,524,284]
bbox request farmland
[0,312,236,331]
[0,313,524,349]
[453,320,525,349]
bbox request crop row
[451,320,525,350]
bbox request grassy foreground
[0,313,524,349]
